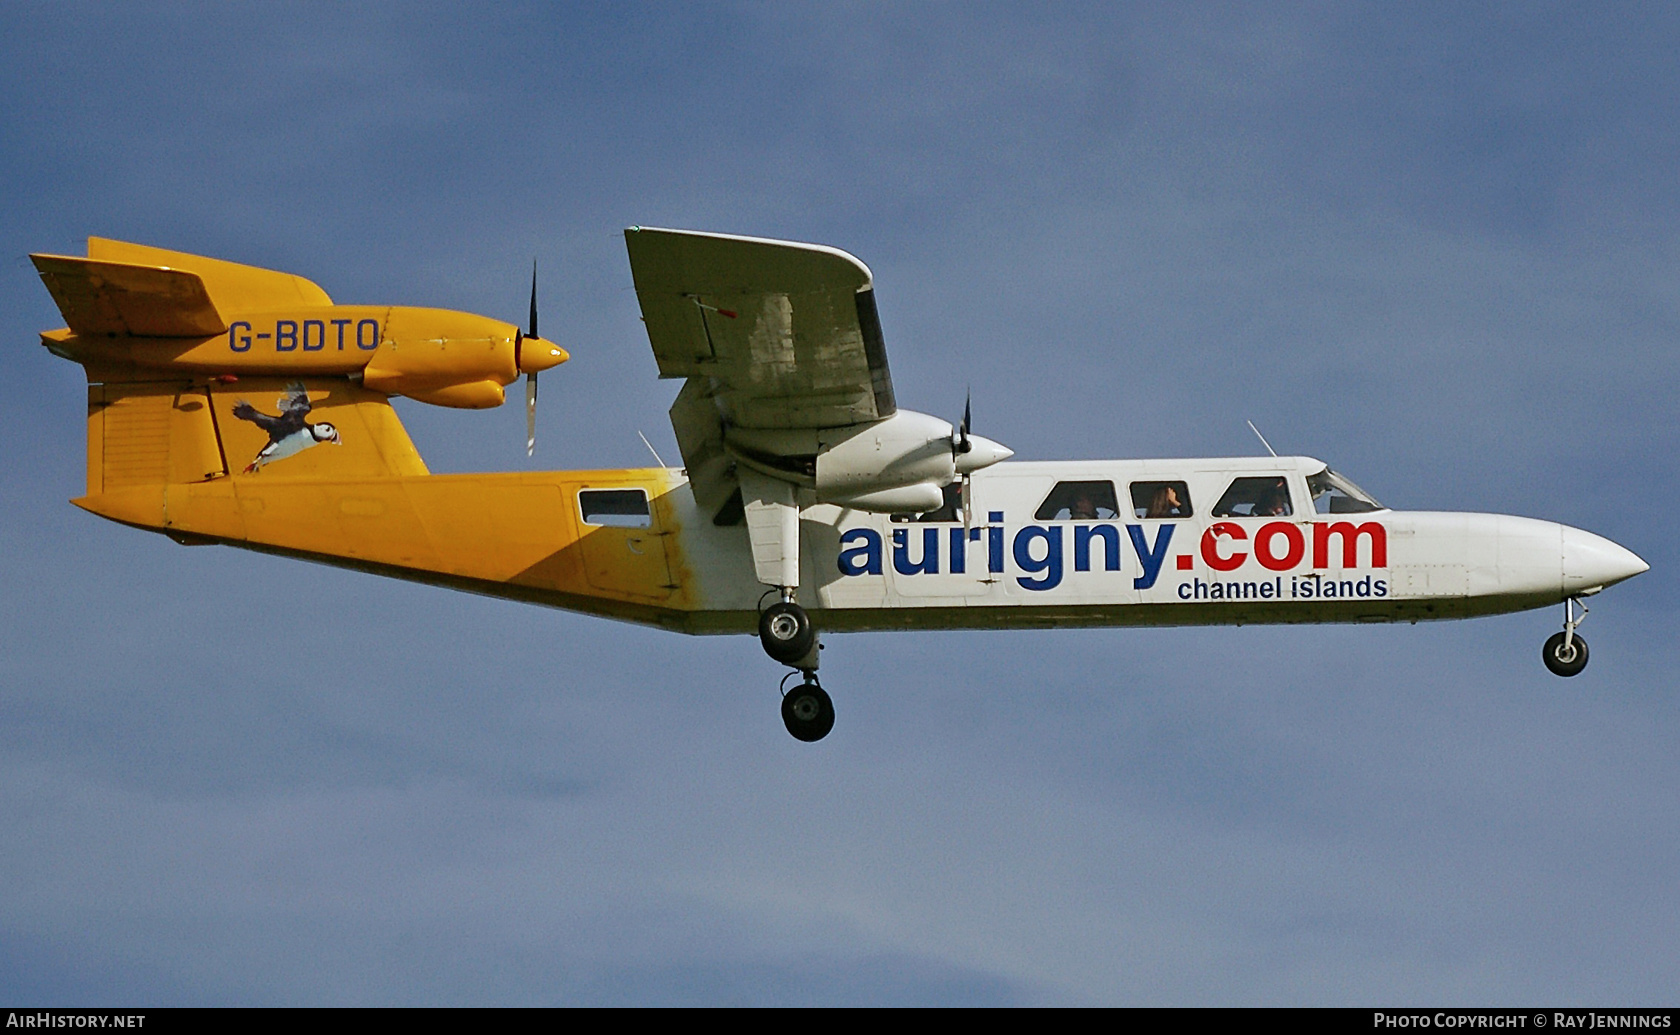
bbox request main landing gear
[781,673,835,742]
[1543,597,1590,677]
[760,596,832,741]
[759,600,815,664]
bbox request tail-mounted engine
[32,238,567,411]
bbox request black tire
[781,683,835,742]
[1543,631,1589,677]
[759,601,815,664]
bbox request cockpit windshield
[1306,467,1385,514]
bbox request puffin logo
[232,382,342,473]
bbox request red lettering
[1312,522,1387,568]
[1255,521,1305,571]
[1201,522,1247,572]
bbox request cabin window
[890,482,964,523]
[1307,467,1384,514]
[579,488,652,528]
[1034,480,1120,521]
[1129,481,1193,519]
[1211,476,1293,518]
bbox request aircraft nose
[955,435,1013,474]
[1562,525,1649,594]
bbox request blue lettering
[988,511,1005,573]
[1013,526,1063,591]
[1127,523,1175,590]
[949,527,968,574]
[275,320,298,352]
[837,528,882,576]
[357,319,379,350]
[302,319,326,351]
[332,318,351,350]
[228,320,251,352]
[1073,524,1121,572]
[892,527,939,575]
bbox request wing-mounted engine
[726,409,1011,514]
[629,224,1011,701]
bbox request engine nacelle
[824,482,946,514]
[361,308,566,408]
[725,408,1012,514]
[814,410,956,499]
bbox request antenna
[637,430,667,468]
[1246,420,1279,457]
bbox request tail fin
[79,377,428,533]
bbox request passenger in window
[1147,484,1187,518]
[1035,480,1121,521]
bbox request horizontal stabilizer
[32,254,226,338]
[87,238,332,311]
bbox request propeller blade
[526,371,537,457]
[956,389,972,454]
[528,261,539,340]
[525,260,539,457]
[961,472,973,536]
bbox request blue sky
[0,2,1675,1005]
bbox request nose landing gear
[1543,597,1590,677]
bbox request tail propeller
[513,261,570,457]
[524,263,539,456]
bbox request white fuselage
[663,455,1646,634]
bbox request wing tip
[623,226,873,289]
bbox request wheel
[1543,631,1589,677]
[781,683,835,742]
[759,601,815,664]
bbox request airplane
[31,229,1649,742]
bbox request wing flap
[667,377,733,512]
[31,254,226,337]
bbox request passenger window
[1211,476,1293,518]
[1130,481,1192,519]
[1034,480,1120,521]
[579,488,652,528]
